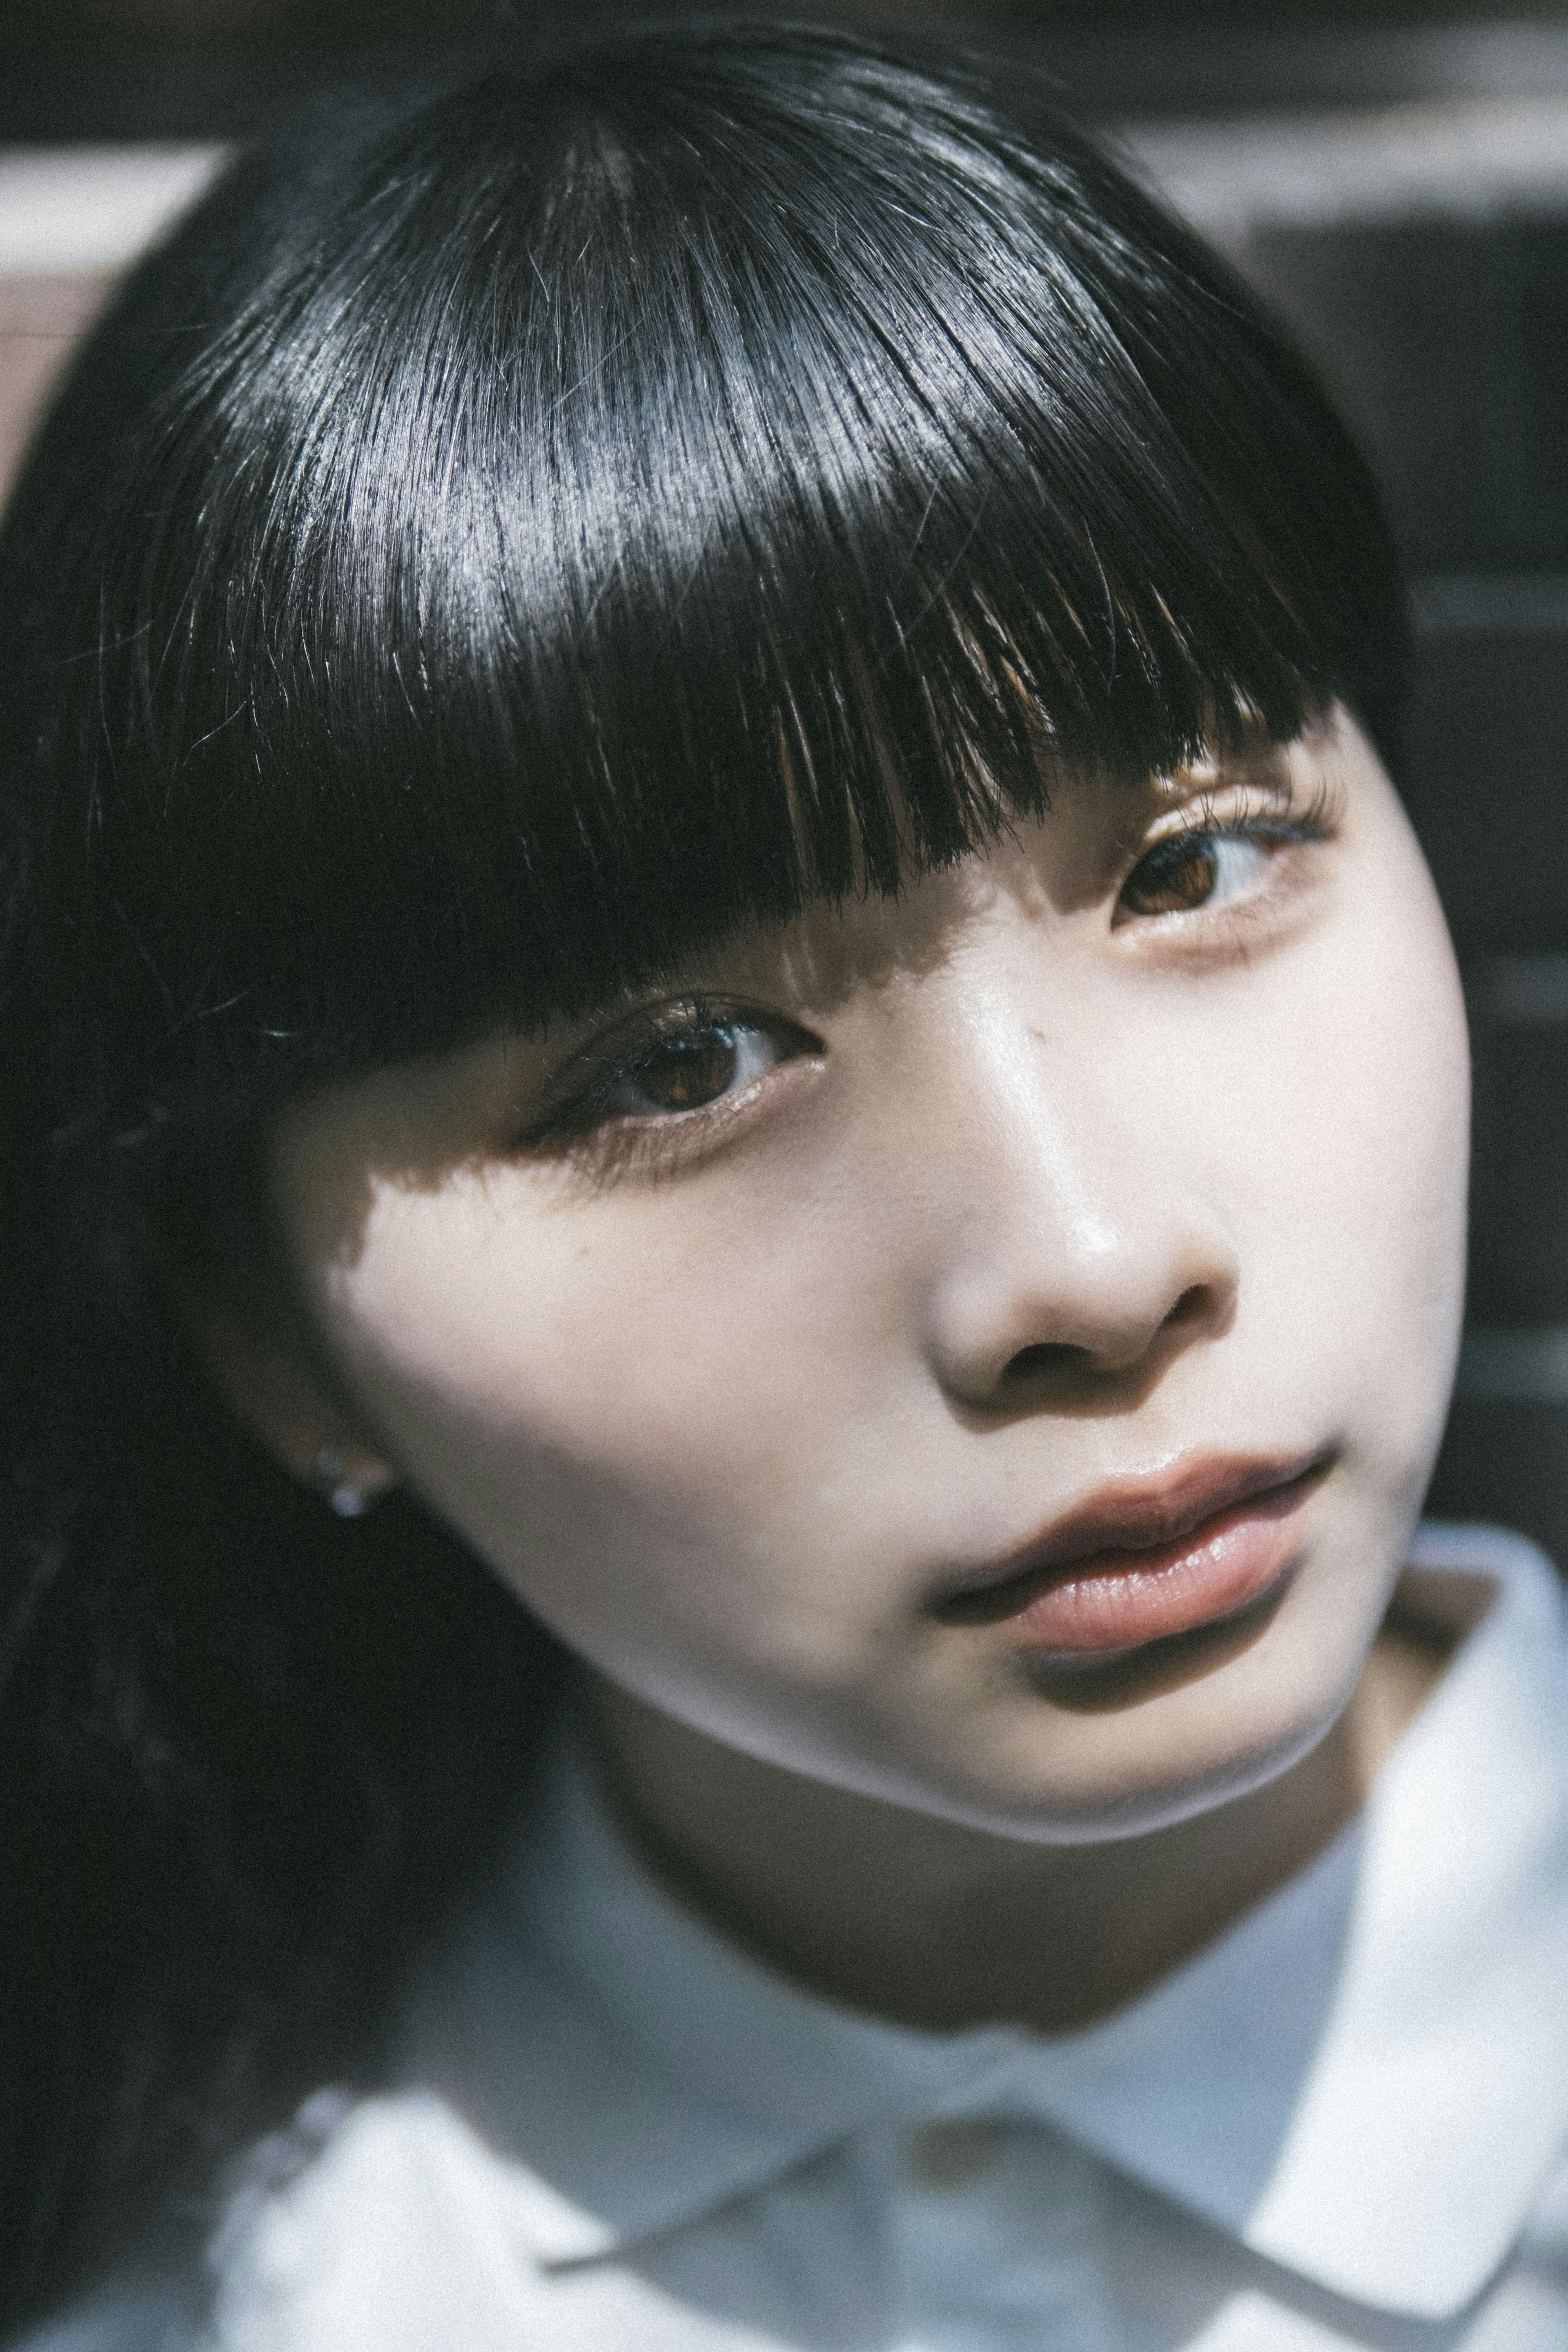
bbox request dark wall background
[11,1,1568,138]
[17,0,1568,51]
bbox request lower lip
[994,1472,1321,1657]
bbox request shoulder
[201,2089,552,2349]
[11,2090,553,2352]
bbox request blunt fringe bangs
[0,16,1403,1139]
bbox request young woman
[1,18,1562,2349]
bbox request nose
[918,1026,1239,1412]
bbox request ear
[191,1302,398,1517]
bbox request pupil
[1127,838,1218,915]
[639,1029,738,1110]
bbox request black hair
[0,15,1404,2329]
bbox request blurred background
[6,0,1568,1561]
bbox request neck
[584,1623,1448,2038]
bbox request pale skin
[203,705,1470,2035]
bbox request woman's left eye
[1118,827,1275,919]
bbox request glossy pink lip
[930,1452,1332,1655]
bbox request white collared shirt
[20,1524,1568,2351]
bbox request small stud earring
[313,1446,380,1519]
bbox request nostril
[1163,1284,1212,1332]
[998,1286,1218,1390]
[1000,1340,1085,1388]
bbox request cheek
[1214,826,1469,1452]
[1306,864,1466,1280]
[316,1165,897,1674]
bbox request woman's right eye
[601,1019,780,1117]
[534,1006,811,1139]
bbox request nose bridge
[908,968,1238,1399]
[975,1014,1127,1254]
[945,993,1156,1265]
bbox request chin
[1017,1720,1339,1848]
[900,1669,1356,1849]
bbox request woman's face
[268,708,1468,1840]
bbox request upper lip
[928,1450,1331,1624]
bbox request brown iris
[635,1029,739,1110]
[1121,834,1219,916]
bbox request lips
[930,1452,1331,1656]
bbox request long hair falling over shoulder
[0,16,1405,2327]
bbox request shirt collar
[401,1524,1568,2321]
[401,1717,1016,2263]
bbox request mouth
[928,1450,1334,1657]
